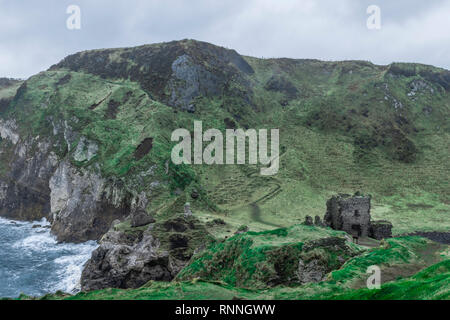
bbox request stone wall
[370,220,393,240]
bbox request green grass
[176,224,360,289]
[0,80,22,100]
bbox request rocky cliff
[81,213,213,291]
[0,40,261,242]
[0,117,133,242]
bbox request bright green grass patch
[176,224,358,288]
[329,236,429,284]
[0,81,22,100]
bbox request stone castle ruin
[324,194,371,238]
[322,193,392,241]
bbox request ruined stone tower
[324,194,372,238]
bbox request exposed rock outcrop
[303,215,314,226]
[297,259,327,284]
[50,39,255,112]
[403,231,450,245]
[81,227,172,291]
[81,214,214,291]
[177,231,360,288]
[49,160,131,243]
[296,237,358,284]
[0,117,133,243]
[0,129,57,221]
[0,119,19,144]
[314,215,326,227]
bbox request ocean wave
[51,242,98,293]
[13,233,58,252]
[0,218,98,297]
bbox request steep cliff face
[0,120,56,221]
[0,117,134,242]
[49,160,132,242]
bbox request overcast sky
[1,0,449,79]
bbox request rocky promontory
[81,213,214,291]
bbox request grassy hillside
[4,40,447,235]
[7,41,450,234]
[0,40,448,299]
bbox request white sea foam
[0,216,29,226]
[51,242,97,293]
[14,233,57,251]
[1,217,98,296]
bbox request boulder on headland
[131,209,155,228]
[303,216,314,226]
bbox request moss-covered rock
[177,225,361,288]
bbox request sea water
[0,217,98,298]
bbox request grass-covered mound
[176,224,361,288]
[267,236,445,300]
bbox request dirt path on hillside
[244,150,287,227]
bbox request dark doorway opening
[352,224,362,237]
